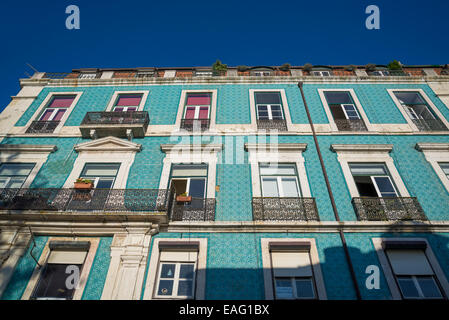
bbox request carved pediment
[74,136,142,152]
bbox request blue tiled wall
[0,236,112,300]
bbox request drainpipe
[297,82,362,300]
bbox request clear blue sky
[1,0,448,112]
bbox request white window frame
[331,144,410,198]
[341,104,361,120]
[256,104,284,121]
[0,145,57,189]
[0,163,36,189]
[175,90,217,132]
[416,143,449,193]
[79,163,121,189]
[260,164,301,197]
[372,238,449,300]
[252,71,272,77]
[183,105,211,120]
[249,89,293,131]
[105,90,149,112]
[153,261,197,299]
[38,107,68,121]
[64,136,141,189]
[22,92,83,135]
[318,89,374,132]
[79,73,97,79]
[159,144,222,199]
[372,70,390,77]
[245,143,311,198]
[261,238,327,300]
[312,71,332,76]
[21,237,100,300]
[387,89,449,132]
[143,238,207,300]
[370,175,399,197]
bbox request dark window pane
[179,264,195,279]
[324,91,352,104]
[255,92,281,104]
[397,277,420,298]
[160,264,176,278]
[33,264,81,299]
[330,104,346,120]
[394,92,426,105]
[295,278,315,298]
[354,176,378,197]
[177,280,193,296]
[373,177,397,197]
[157,280,173,295]
[275,279,293,299]
[417,277,442,298]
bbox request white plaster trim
[0,145,57,189]
[416,143,449,193]
[261,238,327,300]
[173,89,218,132]
[74,136,142,152]
[372,237,449,300]
[387,89,449,132]
[159,144,223,198]
[245,143,311,197]
[331,144,410,197]
[21,237,100,300]
[20,91,83,134]
[317,88,374,132]
[105,90,149,112]
[249,89,293,132]
[142,238,207,300]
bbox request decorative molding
[331,144,393,153]
[416,143,449,193]
[245,143,307,152]
[0,145,57,153]
[415,143,449,152]
[74,136,142,152]
[160,143,223,153]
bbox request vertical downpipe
[297,82,362,300]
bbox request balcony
[26,121,60,134]
[0,188,171,213]
[352,197,427,221]
[252,197,319,221]
[412,119,448,131]
[335,119,368,131]
[256,119,288,131]
[169,197,216,221]
[80,111,149,139]
[180,119,210,131]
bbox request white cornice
[0,144,57,153]
[331,144,393,153]
[74,136,142,152]
[245,143,307,152]
[160,144,223,153]
[415,143,449,152]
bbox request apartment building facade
[0,64,449,300]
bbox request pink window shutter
[185,107,196,119]
[116,95,142,106]
[40,109,54,121]
[48,96,75,108]
[199,107,209,119]
[114,107,124,112]
[186,94,211,106]
[53,109,66,121]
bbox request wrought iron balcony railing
[335,119,368,131]
[252,197,319,221]
[169,197,216,221]
[256,119,288,131]
[180,119,210,131]
[81,111,149,126]
[0,188,171,213]
[26,121,60,134]
[412,119,448,131]
[352,197,427,221]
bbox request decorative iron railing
[169,197,216,221]
[256,119,288,131]
[26,121,60,134]
[335,119,368,131]
[412,119,448,131]
[81,111,149,126]
[193,70,226,77]
[252,197,319,221]
[352,197,427,221]
[180,119,210,131]
[0,188,171,213]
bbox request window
[0,163,35,188]
[136,71,155,78]
[183,93,211,120]
[260,164,301,197]
[37,95,76,122]
[271,250,316,299]
[371,70,390,76]
[31,242,89,300]
[255,92,284,120]
[79,163,120,189]
[112,94,143,112]
[252,71,272,77]
[154,251,197,299]
[386,249,443,299]
[169,164,207,208]
[79,73,97,79]
[394,92,436,121]
[439,163,449,180]
[349,163,398,197]
[194,70,213,77]
[312,71,332,76]
[324,91,361,121]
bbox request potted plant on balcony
[74,178,94,190]
[176,192,192,202]
[212,60,227,76]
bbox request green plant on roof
[303,63,313,71]
[212,60,227,71]
[387,60,402,70]
[345,65,357,71]
[365,63,377,72]
[279,63,291,71]
[237,65,249,72]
